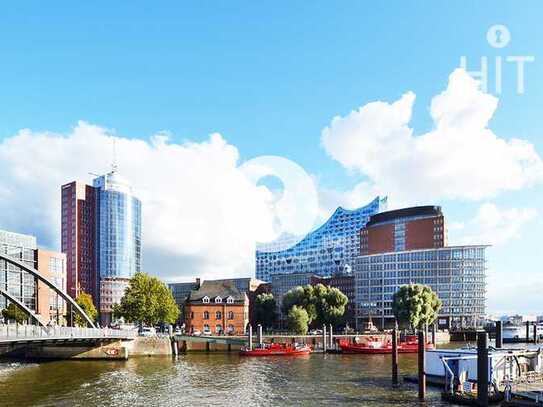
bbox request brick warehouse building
[360,206,445,255]
[185,281,249,335]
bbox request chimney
[195,278,201,288]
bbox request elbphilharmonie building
[256,197,387,282]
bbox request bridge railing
[0,323,137,340]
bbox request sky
[0,1,541,315]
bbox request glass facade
[93,172,142,280]
[0,230,37,311]
[354,246,487,329]
[256,197,387,281]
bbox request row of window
[191,311,235,320]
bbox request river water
[0,353,460,407]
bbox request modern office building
[0,229,38,312]
[360,206,446,255]
[256,196,387,282]
[62,169,142,324]
[1,230,67,324]
[354,245,487,329]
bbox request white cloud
[321,69,543,202]
[451,203,538,246]
[0,121,280,281]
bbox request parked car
[139,326,157,337]
[174,327,182,335]
[192,329,202,336]
[309,329,323,335]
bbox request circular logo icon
[487,25,511,48]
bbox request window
[216,311,222,320]
[190,312,194,319]
[203,324,210,333]
[227,324,234,333]
[226,296,234,304]
[215,296,222,303]
[228,311,234,320]
[215,324,223,334]
[202,296,210,304]
[203,311,209,320]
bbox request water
[0,353,459,407]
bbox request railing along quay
[0,323,137,341]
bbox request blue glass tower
[92,170,141,324]
[256,196,387,281]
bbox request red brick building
[185,281,249,335]
[360,206,445,255]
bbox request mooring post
[477,331,489,406]
[431,323,436,347]
[418,330,426,401]
[248,325,253,351]
[495,320,503,348]
[534,322,538,344]
[329,324,333,349]
[526,321,530,343]
[392,324,398,386]
[322,325,327,353]
[257,324,263,346]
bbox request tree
[114,272,180,326]
[74,292,98,327]
[2,303,28,324]
[253,293,277,329]
[287,305,309,335]
[392,284,442,330]
[282,284,348,328]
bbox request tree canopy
[113,272,180,326]
[2,302,28,324]
[282,283,348,330]
[74,292,98,327]
[392,284,442,330]
[253,293,277,329]
[287,305,309,335]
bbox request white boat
[502,323,543,340]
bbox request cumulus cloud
[451,203,538,246]
[0,122,281,281]
[321,69,543,202]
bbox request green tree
[253,293,277,329]
[114,272,180,326]
[392,284,442,330]
[74,292,98,327]
[287,305,309,335]
[2,303,28,324]
[282,284,348,328]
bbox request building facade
[0,230,38,312]
[256,197,387,282]
[185,281,249,335]
[36,249,67,324]
[360,206,446,255]
[354,245,487,329]
[62,170,141,324]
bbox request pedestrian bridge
[0,324,136,345]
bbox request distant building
[185,281,249,335]
[360,206,445,255]
[354,245,487,329]
[169,279,201,311]
[62,169,142,325]
[36,249,67,324]
[256,197,387,282]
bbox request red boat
[339,335,434,354]
[240,343,312,356]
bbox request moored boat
[240,343,312,356]
[339,335,434,354]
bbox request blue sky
[0,1,541,314]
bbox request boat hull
[240,345,312,356]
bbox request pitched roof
[187,280,247,303]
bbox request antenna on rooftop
[111,138,118,173]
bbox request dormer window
[215,296,222,303]
[226,296,234,304]
[202,296,210,304]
